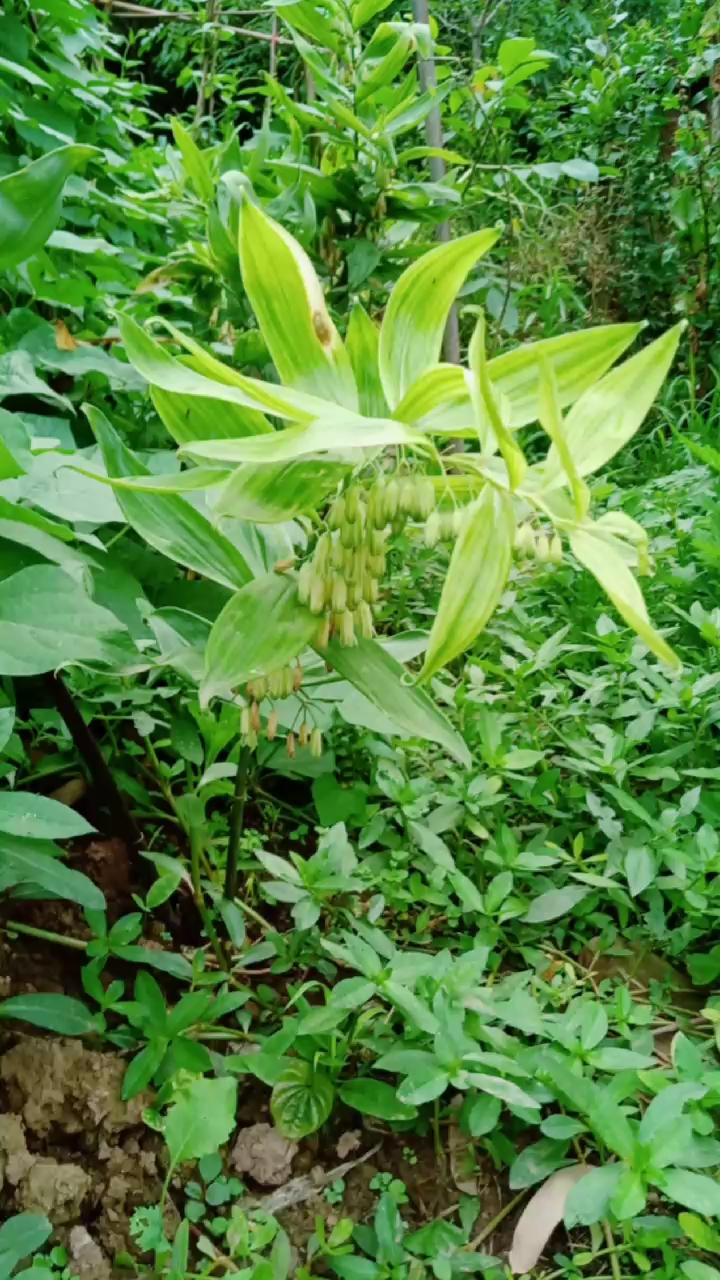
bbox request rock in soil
[69,1226,112,1280]
[0,1114,34,1190]
[1,1037,146,1136]
[17,1158,91,1223]
[232,1123,298,1186]
[0,1037,161,1251]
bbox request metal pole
[412,0,460,364]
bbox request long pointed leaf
[569,526,679,668]
[202,573,317,705]
[488,323,644,429]
[0,144,98,268]
[379,229,499,407]
[320,634,470,766]
[211,458,349,523]
[180,416,426,464]
[240,199,358,408]
[117,313,330,424]
[420,485,514,681]
[346,304,388,418]
[86,405,251,591]
[546,324,685,481]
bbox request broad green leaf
[86,405,251,592]
[678,1213,720,1253]
[569,526,680,668]
[202,574,317,705]
[0,994,99,1036]
[357,33,413,103]
[656,1169,720,1216]
[117,313,328,424]
[525,885,589,922]
[465,1074,541,1110]
[164,1077,237,1167]
[240,199,357,408]
[339,1077,418,1121]
[379,229,499,406]
[171,118,215,204]
[586,1047,656,1071]
[320,634,470,766]
[544,1060,635,1160]
[1,833,105,910]
[180,416,425,464]
[273,0,339,49]
[487,323,644,428]
[546,324,685,481]
[682,1264,720,1280]
[211,458,349,523]
[352,0,394,27]
[0,791,94,840]
[122,1039,169,1100]
[0,564,122,676]
[564,1165,624,1228]
[397,1065,450,1106]
[0,1216,52,1260]
[420,485,514,682]
[346,304,388,418]
[0,145,97,268]
[271,1060,334,1138]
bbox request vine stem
[3,921,88,951]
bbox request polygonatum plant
[87,197,684,768]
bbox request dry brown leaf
[55,320,78,351]
[50,777,87,807]
[448,1111,479,1195]
[508,1165,590,1274]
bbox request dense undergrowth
[1,0,720,1277]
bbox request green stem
[467,1188,529,1251]
[3,920,88,951]
[225,746,251,901]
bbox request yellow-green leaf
[346,304,388,418]
[180,416,426,464]
[240,199,357,409]
[274,0,338,49]
[546,324,685,481]
[420,485,515,682]
[151,385,270,444]
[469,313,526,485]
[352,0,394,28]
[379,229,500,407]
[357,33,413,103]
[211,459,349,523]
[487,323,644,428]
[118,313,328,423]
[569,526,679,668]
[201,573,317,705]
